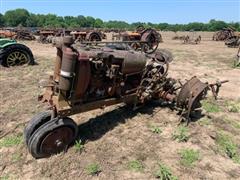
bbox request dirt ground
[0,32,240,180]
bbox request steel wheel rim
[40,127,74,155]
[6,51,28,66]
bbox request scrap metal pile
[212,27,236,41]
[0,28,35,41]
[182,35,201,44]
[111,27,162,53]
[24,36,227,158]
[224,34,240,48]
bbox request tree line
[0,9,239,31]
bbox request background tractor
[0,38,35,67]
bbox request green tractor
[0,38,34,67]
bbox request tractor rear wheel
[0,44,34,67]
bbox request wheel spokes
[6,51,28,66]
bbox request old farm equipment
[212,27,236,41]
[112,28,162,54]
[13,30,36,41]
[38,30,56,44]
[225,35,240,48]
[0,29,35,41]
[70,30,106,42]
[24,36,227,158]
[182,31,201,44]
[0,29,16,39]
[0,39,34,67]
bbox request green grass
[202,100,221,113]
[233,59,240,68]
[216,132,240,164]
[179,148,200,167]
[150,125,162,134]
[154,163,178,180]
[198,117,212,126]
[172,125,189,142]
[0,175,9,180]
[128,160,144,172]
[0,135,23,148]
[226,101,240,113]
[86,163,101,175]
[74,140,84,152]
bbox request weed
[216,132,240,164]
[11,153,22,162]
[233,59,240,68]
[226,101,240,113]
[0,135,23,148]
[198,117,212,126]
[202,100,221,113]
[0,175,9,180]
[172,125,189,142]
[74,140,84,152]
[128,160,144,172]
[86,163,101,175]
[179,148,200,167]
[155,163,178,180]
[150,125,162,134]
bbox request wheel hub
[40,127,74,155]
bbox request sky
[0,0,239,24]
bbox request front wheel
[27,117,78,159]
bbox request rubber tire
[0,43,34,67]
[24,111,52,146]
[27,117,78,159]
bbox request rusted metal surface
[212,27,236,41]
[39,36,227,120]
[225,35,240,48]
[40,126,73,155]
[111,28,162,54]
[183,35,201,44]
[0,29,35,40]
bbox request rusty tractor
[0,29,16,39]
[112,27,162,54]
[38,30,56,44]
[12,30,36,41]
[183,35,201,44]
[70,30,106,42]
[225,34,240,48]
[212,27,236,41]
[0,29,35,41]
[24,36,227,158]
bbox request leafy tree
[1,8,239,32]
[4,9,30,26]
[0,13,4,27]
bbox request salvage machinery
[0,38,34,67]
[112,27,162,54]
[24,36,227,158]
